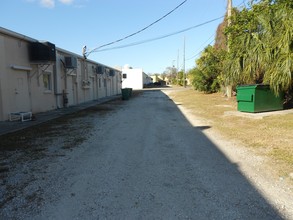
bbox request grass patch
[168,88,293,181]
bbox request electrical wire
[87,0,250,56]
[186,34,215,61]
[91,16,224,53]
[86,0,187,56]
[185,0,250,62]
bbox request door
[13,71,31,112]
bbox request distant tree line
[162,66,186,86]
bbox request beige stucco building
[0,27,121,121]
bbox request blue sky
[1,0,246,74]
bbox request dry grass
[168,88,293,180]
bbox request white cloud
[26,0,76,8]
[58,0,74,5]
[40,0,55,8]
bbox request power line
[185,0,250,62]
[85,0,188,57]
[186,34,215,61]
[91,16,224,53]
[88,0,249,56]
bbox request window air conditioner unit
[65,56,77,69]
[109,69,115,76]
[29,41,56,62]
[96,65,104,74]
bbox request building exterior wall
[29,65,56,113]
[113,69,121,95]
[0,27,121,121]
[143,73,152,86]
[0,33,32,120]
[122,67,144,90]
[0,30,57,118]
[150,75,158,83]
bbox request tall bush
[190,45,223,93]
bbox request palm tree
[261,1,293,93]
[223,0,293,95]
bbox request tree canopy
[189,0,293,95]
[224,0,293,94]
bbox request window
[98,78,101,88]
[104,79,106,87]
[43,73,52,91]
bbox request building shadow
[137,89,284,219]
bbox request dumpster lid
[237,84,270,89]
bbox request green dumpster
[129,88,133,97]
[121,88,130,100]
[236,84,283,113]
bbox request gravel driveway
[0,89,291,219]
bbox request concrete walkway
[0,95,121,136]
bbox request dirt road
[0,88,291,219]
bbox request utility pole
[227,0,232,28]
[177,49,179,73]
[176,49,179,82]
[226,0,232,98]
[183,36,186,88]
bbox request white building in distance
[121,65,152,90]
